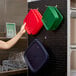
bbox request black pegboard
[28,0,67,76]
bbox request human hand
[20,23,26,34]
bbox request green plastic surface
[42,6,63,30]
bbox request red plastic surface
[32,9,43,35]
[23,9,43,35]
[23,9,38,34]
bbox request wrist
[19,31,23,36]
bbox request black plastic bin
[24,39,49,72]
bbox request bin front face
[42,6,59,30]
[23,9,39,35]
[24,39,48,72]
[42,6,63,30]
[24,9,43,35]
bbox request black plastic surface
[24,39,48,72]
[28,0,67,76]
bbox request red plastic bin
[23,9,43,35]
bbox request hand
[20,23,26,34]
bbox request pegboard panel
[28,0,67,76]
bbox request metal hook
[28,8,32,11]
[45,5,48,7]
[28,8,39,11]
[37,8,39,10]
[55,5,58,8]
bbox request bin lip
[31,9,43,35]
[54,7,63,21]
[51,7,63,30]
[24,39,49,72]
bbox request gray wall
[0,0,28,32]
[0,0,28,66]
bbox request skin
[0,23,26,50]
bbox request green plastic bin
[42,6,63,30]
[6,23,16,38]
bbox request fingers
[23,23,26,31]
[24,22,26,26]
[22,23,26,28]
